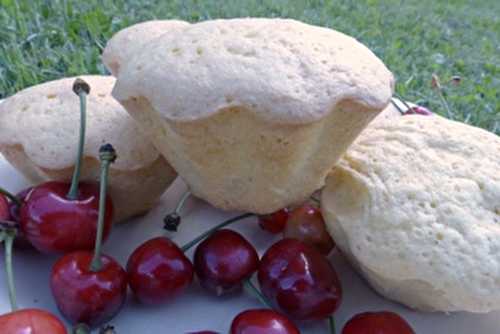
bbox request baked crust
[322,115,500,312]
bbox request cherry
[19,79,114,254]
[127,214,255,305]
[127,237,194,305]
[194,229,259,296]
[50,145,127,328]
[20,181,113,253]
[0,308,67,334]
[51,251,127,327]
[404,105,432,116]
[258,238,342,320]
[283,204,335,255]
[0,220,67,334]
[342,311,415,334]
[230,309,299,334]
[258,208,289,234]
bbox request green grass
[0,0,498,133]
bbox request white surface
[0,150,499,333]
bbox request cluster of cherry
[0,79,423,333]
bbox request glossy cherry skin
[194,229,259,295]
[127,237,194,305]
[342,311,415,334]
[0,194,9,220]
[230,309,299,334]
[50,251,127,327]
[404,105,432,116]
[20,181,113,253]
[258,208,289,234]
[0,308,67,334]
[258,238,342,320]
[283,204,335,255]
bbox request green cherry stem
[67,78,91,200]
[329,315,336,334]
[72,323,91,334]
[243,279,273,309]
[175,191,191,215]
[180,213,255,252]
[163,190,192,232]
[0,186,21,207]
[90,144,116,272]
[390,97,406,115]
[1,224,18,311]
[99,325,117,334]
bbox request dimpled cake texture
[0,75,177,222]
[321,115,500,312]
[112,18,395,214]
[102,20,190,76]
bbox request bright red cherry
[194,229,259,296]
[404,105,432,116]
[258,238,342,320]
[20,181,113,253]
[20,78,113,254]
[342,311,415,334]
[127,237,194,305]
[51,144,125,328]
[230,309,299,334]
[283,204,335,255]
[51,251,127,327]
[0,308,67,334]
[258,208,289,234]
[0,194,9,220]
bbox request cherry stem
[0,186,21,207]
[90,144,116,272]
[390,97,406,115]
[329,316,336,334]
[175,190,191,215]
[72,323,91,334]
[67,78,90,200]
[243,279,272,309]
[0,225,17,311]
[99,325,117,334]
[164,190,191,232]
[180,213,255,252]
[310,195,320,206]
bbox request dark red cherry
[404,105,432,116]
[194,229,259,296]
[342,311,415,334]
[0,308,67,334]
[127,237,194,305]
[258,238,342,320]
[230,309,299,334]
[0,194,9,220]
[258,208,289,234]
[283,204,335,255]
[50,251,127,327]
[20,181,113,253]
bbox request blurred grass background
[0,0,498,133]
